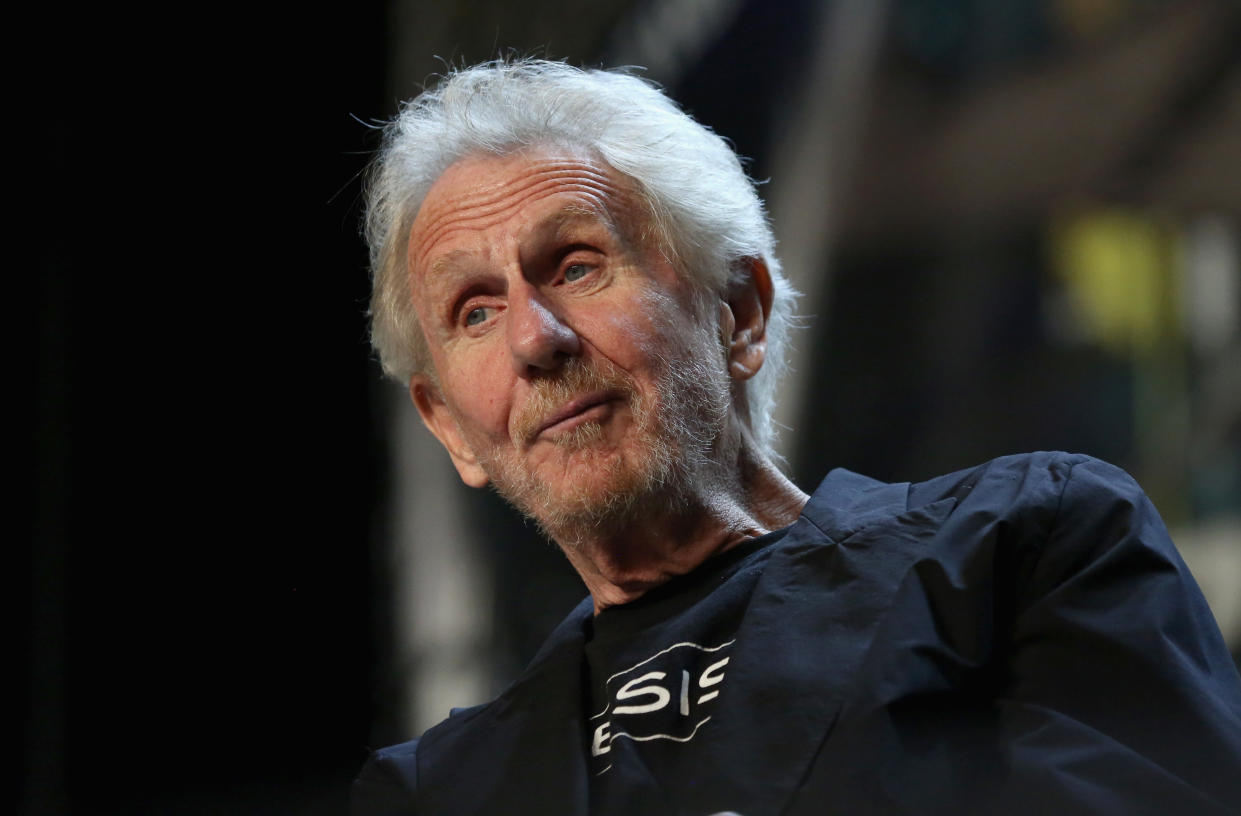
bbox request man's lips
[533,390,623,439]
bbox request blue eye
[564,263,590,282]
[465,306,489,326]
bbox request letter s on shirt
[613,671,670,715]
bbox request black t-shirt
[584,529,787,814]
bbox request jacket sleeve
[998,455,1241,813]
[349,739,420,816]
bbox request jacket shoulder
[804,451,1099,543]
[350,738,420,816]
[347,599,593,813]
[905,450,1099,508]
[349,703,491,815]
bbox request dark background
[27,3,389,813]
[25,1,1239,813]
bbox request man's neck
[559,442,809,613]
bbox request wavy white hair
[366,59,796,456]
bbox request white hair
[366,58,797,456]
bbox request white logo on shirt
[590,639,734,772]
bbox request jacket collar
[800,466,915,540]
[678,470,957,813]
[415,470,957,814]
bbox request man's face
[405,147,732,538]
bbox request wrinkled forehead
[407,146,657,278]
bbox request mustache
[511,358,636,445]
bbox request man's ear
[722,257,774,381]
[409,375,490,488]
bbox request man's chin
[485,443,685,546]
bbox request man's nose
[507,283,580,376]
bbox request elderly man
[352,60,1241,815]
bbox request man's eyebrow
[422,204,626,291]
[427,248,475,281]
[419,250,480,309]
[556,203,602,220]
[549,204,622,240]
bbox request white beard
[475,329,732,548]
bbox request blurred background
[25,0,1239,812]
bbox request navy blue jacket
[352,453,1241,814]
